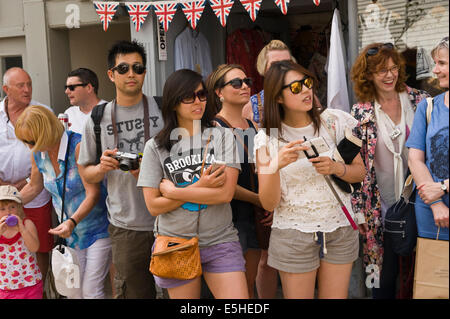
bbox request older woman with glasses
[406,37,449,240]
[15,105,111,299]
[350,42,430,299]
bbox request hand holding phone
[298,136,330,159]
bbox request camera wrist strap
[111,94,150,149]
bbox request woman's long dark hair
[156,69,215,151]
[262,60,323,139]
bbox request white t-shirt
[64,100,107,134]
[253,109,365,233]
[0,99,52,208]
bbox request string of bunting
[93,0,321,32]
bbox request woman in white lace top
[254,60,367,299]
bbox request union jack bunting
[125,2,152,32]
[180,0,206,30]
[209,0,234,27]
[313,0,321,6]
[274,0,290,15]
[153,1,179,32]
[239,0,262,22]
[93,1,119,31]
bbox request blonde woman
[15,105,111,299]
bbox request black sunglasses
[222,77,252,89]
[282,77,314,94]
[64,83,88,91]
[366,43,394,57]
[111,63,146,75]
[181,89,208,104]
[22,139,35,146]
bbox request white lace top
[253,109,366,233]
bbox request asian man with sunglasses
[64,68,108,134]
[77,40,163,299]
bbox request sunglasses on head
[282,77,314,94]
[366,43,394,57]
[111,63,146,75]
[64,83,87,91]
[222,77,252,89]
[181,89,208,104]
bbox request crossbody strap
[57,132,73,251]
[155,134,212,237]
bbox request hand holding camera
[101,149,142,173]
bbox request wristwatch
[440,181,448,195]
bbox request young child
[0,185,42,299]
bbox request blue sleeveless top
[34,131,109,249]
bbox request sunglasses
[222,77,252,89]
[181,89,208,104]
[22,139,35,146]
[111,63,146,75]
[366,43,394,57]
[282,77,314,94]
[64,83,87,91]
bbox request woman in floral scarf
[350,43,430,299]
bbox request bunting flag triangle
[239,0,262,22]
[274,0,290,15]
[209,0,234,27]
[125,2,152,32]
[153,1,179,32]
[313,0,321,6]
[93,1,119,31]
[180,0,206,30]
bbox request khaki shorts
[268,226,359,273]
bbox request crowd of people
[0,36,448,300]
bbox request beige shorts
[268,226,359,273]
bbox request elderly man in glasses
[77,40,164,299]
[64,68,108,134]
[0,67,53,290]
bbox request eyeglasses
[282,77,314,94]
[22,139,35,146]
[111,63,146,75]
[180,89,208,104]
[64,83,87,91]
[222,77,253,89]
[366,43,394,57]
[376,65,399,77]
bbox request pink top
[0,222,42,291]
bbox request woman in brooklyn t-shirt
[137,69,248,299]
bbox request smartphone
[297,136,330,159]
[210,160,226,174]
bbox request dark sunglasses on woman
[366,43,394,57]
[282,77,314,94]
[222,77,253,89]
[111,63,146,75]
[181,89,208,104]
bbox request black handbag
[384,174,417,256]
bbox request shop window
[1,56,23,99]
[357,0,449,95]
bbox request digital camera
[112,152,142,171]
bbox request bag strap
[57,132,73,252]
[426,97,433,126]
[214,115,257,192]
[91,102,108,164]
[155,134,212,237]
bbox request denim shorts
[154,241,246,289]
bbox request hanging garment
[327,8,350,112]
[226,28,268,95]
[174,27,213,79]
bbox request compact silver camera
[112,152,142,171]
